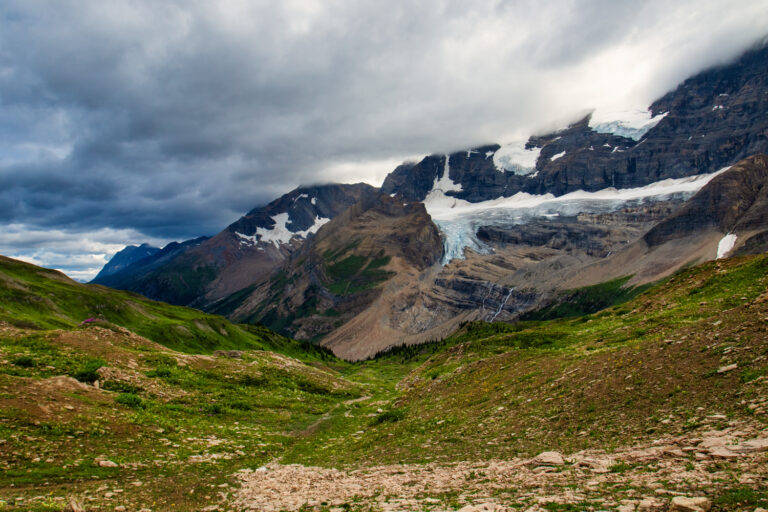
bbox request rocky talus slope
[234,425,768,512]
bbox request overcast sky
[1,0,767,281]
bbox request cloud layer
[1,0,767,279]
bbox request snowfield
[236,212,330,247]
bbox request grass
[288,253,768,466]
[1,253,768,510]
[324,254,394,295]
[521,275,654,321]
[0,255,326,360]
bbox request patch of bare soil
[0,374,110,422]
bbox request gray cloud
[1,0,767,279]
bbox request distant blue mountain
[93,243,160,280]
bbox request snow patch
[236,212,330,247]
[435,155,462,192]
[422,155,463,209]
[550,151,566,161]
[311,197,317,205]
[717,233,738,259]
[426,168,730,265]
[589,108,668,141]
[492,141,541,175]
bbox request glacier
[589,108,668,141]
[425,168,730,265]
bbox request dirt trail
[233,423,768,512]
[298,395,373,437]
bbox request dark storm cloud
[1,0,767,278]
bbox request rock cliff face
[556,154,768,290]
[382,43,768,202]
[644,154,768,248]
[216,193,444,358]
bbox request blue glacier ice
[424,168,730,265]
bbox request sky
[1,0,767,281]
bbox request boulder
[729,438,768,453]
[531,451,564,466]
[670,497,712,512]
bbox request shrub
[146,367,174,378]
[115,393,145,409]
[201,403,223,415]
[11,355,36,368]
[71,358,106,383]
[102,381,144,394]
[372,408,406,425]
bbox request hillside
[0,255,328,359]
[2,252,767,510]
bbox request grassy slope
[307,254,768,467]
[1,254,767,510]
[0,256,357,510]
[520,275,654,321]
[0,255,331,360]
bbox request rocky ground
[233,420,768,512]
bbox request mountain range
[93,41,768,360]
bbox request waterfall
[490,287,514,321]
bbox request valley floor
[1,255,767,511]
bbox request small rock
[662,447,685,458]
[115,507,126,512]
[709,446,738,459]
[717,364,738,374]
[670,496,712,512]
[98,460,119,468]
[618,505,636,512]
[65,498,84,512]
[638,498,664,511]
[531,451,564,466]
